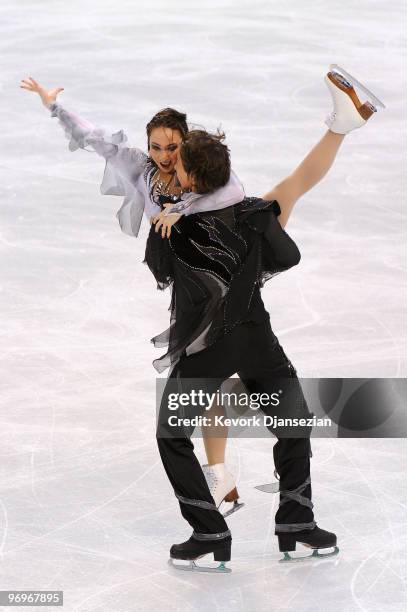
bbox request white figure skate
[202,463,244,518]
[324,64,386,134]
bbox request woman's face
[148,127,183,174]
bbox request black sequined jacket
[144,197,301,373]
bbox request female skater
[20,76,243,515]
[148,66,385,571]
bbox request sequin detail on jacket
[144,197,301,373]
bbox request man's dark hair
[146,108,188,147]
[180,129,231,194]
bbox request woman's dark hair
[180,129,231,194]
[146,108,188,148]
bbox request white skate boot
[324,64,386,134]
[202,463,244,518]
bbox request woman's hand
[151,209,182,239]
[20,76,64,107]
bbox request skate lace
[205,472,219,493]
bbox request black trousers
[156,319,315,537]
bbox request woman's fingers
[152,211,179,238]
[154,218,163,233]
[152,210,167,228]
[152,212,162,225]
[20,77,39,92]
[20,79,35,90]
[153,217,170,238]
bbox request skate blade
[254,482,280,494]
[222,500,245,518]
[329,64,386,109]
[279,545,339,563]
[168,558,231,573]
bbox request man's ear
[190,174,198,192]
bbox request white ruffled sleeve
[48,101,149,237]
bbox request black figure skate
[168,531,232,573]
[278,524,339,563]
[256,474,339,563]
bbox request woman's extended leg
[263,130,346,228]
[287,130,346,195]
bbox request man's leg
[237,322,314,532]
[238,320,337,557]
[156,370,229,537]
[156,326,246,540]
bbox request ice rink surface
[1,0,407,610]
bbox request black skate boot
[168,530,232,573]
[277,524,339,563]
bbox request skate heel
[324,65,385,134]
[224,487,239,503]
[213,545,231,562]
[278,533,296,552]
[330,63,386,109]
[326,71,365,114]
[327,70,376,118]
[358,101,377,120]
[222,487,245,518]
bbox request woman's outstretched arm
[262,130,346,228]
[20,76,141,161]
[20,76,150,238]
